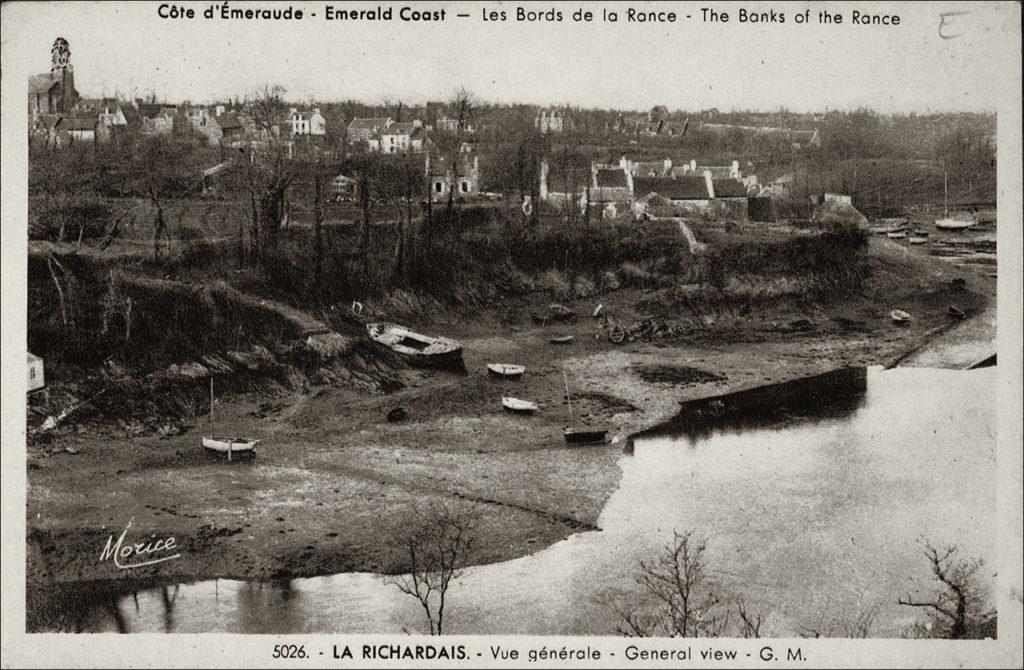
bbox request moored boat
[561,370,608,446]
[563,427,608,445]
[502,397,538,413]
[908,235,928,245]
[366,322,464,369]
[549,335,574,344]
[887,231,907,239]
[487,363,525,379]
[202,436,259,460]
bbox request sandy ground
[25,239,996,590]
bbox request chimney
[732,160,740,179]
[690,159,697,173]
[704,170,715,199]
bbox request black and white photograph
[1,1,1021,667]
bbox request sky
[2,1,1019,113]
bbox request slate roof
[712,179,749,197]
[633,176,710,200]
[595,168,628,188]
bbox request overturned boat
[366,322,464,369]
[487,363,525,379]
[502,397,538,414]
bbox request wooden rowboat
[891,309,912,324]
[202,436,259,460]
[366,322,463,369]
[502,397,538,413]
[909,236,928,245]
[549,335,574,344]
[487,363,525,379]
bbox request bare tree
[616,531,731,637]
[243,84,297,262]
[383,503,477,635]
[445,86,476,214]
[898,538,994,639]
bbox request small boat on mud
[562,371,608,446]
[891,309,912,325]
[202,436,259,460]
[203,378,258,461]
[908,235,928,245]
[935,171,977,231]
[887,231,908,240]
[549,335,574,344]
[366,322,464,369]
[502,397,538,414]
[935,214,977,231]
[563,427,608,445]
[488,363,525,379]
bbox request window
[434,182,442,193]
[460,181,469,193]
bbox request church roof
[29,73,60,95]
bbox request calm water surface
[45,367,996,636]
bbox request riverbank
[25,239,994,598]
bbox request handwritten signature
[99,517,181,569]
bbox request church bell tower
[50,37,76,113]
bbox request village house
[286,108,326,137]
[589,162,634,218]
[535,108,566,134]
[347,117,392,146]
[47,115,110,147]
[426,154,480,201]
[188,107,226,147]
[625,158,673,177]
[538,161,590,212]
[633,171,749,220]
[374,121,425,153]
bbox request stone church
[28,37,79,117]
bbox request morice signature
[99,517,181,569]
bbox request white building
[287,108,326,136]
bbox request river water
[42,367,996,636]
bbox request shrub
[30,198,111,242]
